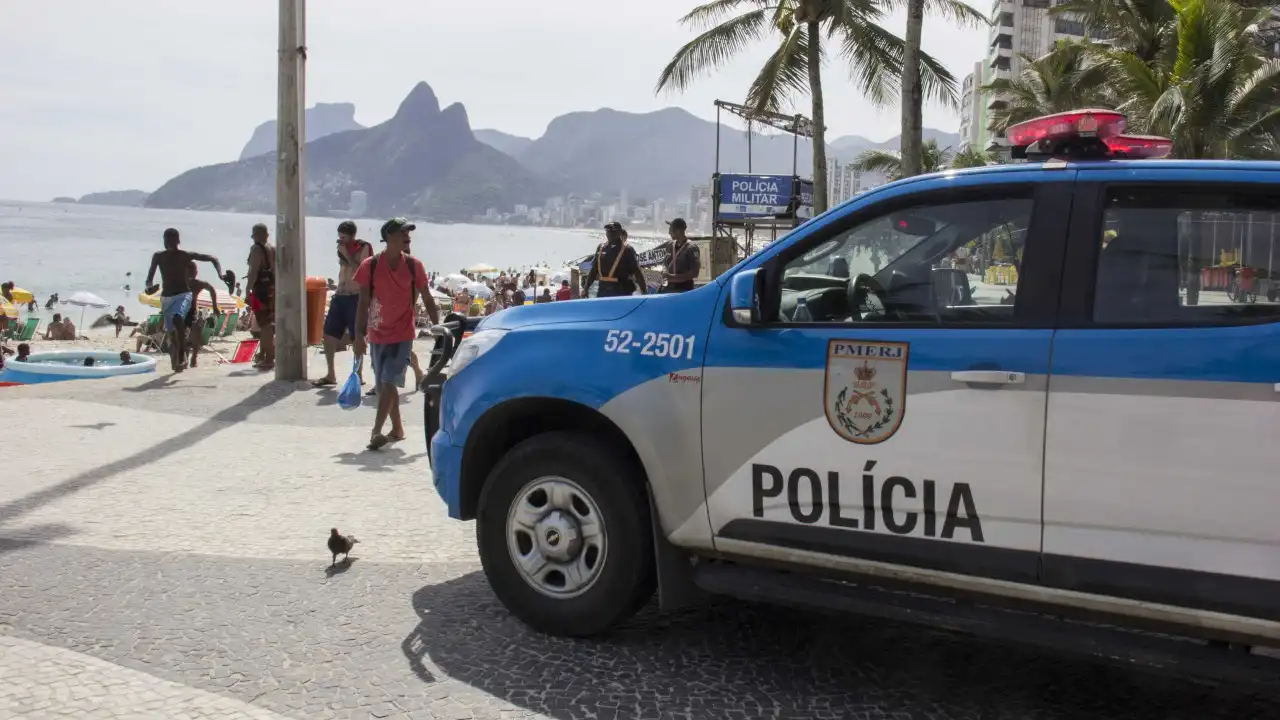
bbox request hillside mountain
[238,102,365,160]
[828,129,965,160]
[474,129,534,157]
[77,189,150,207]
[509,107,960,200]
[146,83,555,220]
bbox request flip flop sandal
[367,434,389,451]
[365,387,378,397]
[386,433,407,442]
[311,377,338,388]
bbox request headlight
[447,329,507,376]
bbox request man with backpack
[353,218,439,450]
[313,220,374,388]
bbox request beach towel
[337,357,363,410]
[160,292,193,332]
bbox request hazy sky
[0,1,987,201]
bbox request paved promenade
[0,351,1275,719]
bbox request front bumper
[429,426,465,519]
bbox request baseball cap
[337,220,358,236]
[603,221,623,231]
[666,218,688,231]
[380,217,416,241]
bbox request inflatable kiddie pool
[0,350,157,385]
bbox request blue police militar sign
[717,174,815,220]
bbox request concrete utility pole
[275,0,307,380]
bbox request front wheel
[476,431,655,637]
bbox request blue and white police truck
[424,110,1280,667]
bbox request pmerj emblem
[824,340,909,444]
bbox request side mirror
[729,269,762,325]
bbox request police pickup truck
[425,109,1280,674]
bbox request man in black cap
[584,222,648,298]
[353,217,438,450]
[661,218,701,293]
[313,220,373,387]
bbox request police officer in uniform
[660,217,701,293]
[584,222,648,298]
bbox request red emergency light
[1006,109,1172,160]
[1006,109,1127,147]
[1103,133,1173,159]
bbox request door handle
[951,370,1025,384]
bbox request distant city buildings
[348,190,367,217]
[827,159,886,207]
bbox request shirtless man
[144,227,224,372]
[184,261,221,368]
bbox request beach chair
[221,311,239,337]
[230,339,259,364]
[8,317,38,341]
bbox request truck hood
[478,296,646,330]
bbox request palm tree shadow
[0,523,76,556]
[0,382,294,526]
[68,422,116,431]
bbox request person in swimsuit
[144,227,224,373]
[183,261,221,368]
[246,223,276,370]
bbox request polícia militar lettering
[749,462,984,542]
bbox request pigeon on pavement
[328,528,359,566]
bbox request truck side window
[778,197,1034,324]
[1093,189,1280,324]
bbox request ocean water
[0,201,619,327]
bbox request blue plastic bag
[337,357,363,410]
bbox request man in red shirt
[354,218,439,450]
[555,280,572,301]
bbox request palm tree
[851,138,952,178]
[1050,0,1175,62]
[656,0,970,214]
[1110,0,1280,159]
[950,144,999,168]
[982,40,1115,134]
[898,0,987,178]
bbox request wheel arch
[459,397,644,520]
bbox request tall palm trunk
[807,21,829,214]
[899,0,925,178]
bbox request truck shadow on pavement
[0,524,75,557]
[400,572,1276,720]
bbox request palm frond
[656,8,771,93]
[681,0,772,29]
[852,149,904,176]
[746,22,814,114]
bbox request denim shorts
[369,340,412,389]
[323,294,359,339]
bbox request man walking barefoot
[144,228,224,372]
[354,218,438,450]
[313,221,373,388]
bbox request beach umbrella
[441,273,470,291]
[61,290,110,331]
[465,263,498,275]
[6,287,35,304]
[465,282,494,299]
[430,287,450,301]
[138,289,245,312]
[549,267,574,284]
[530,266,553,276]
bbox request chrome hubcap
[506,477,606,599]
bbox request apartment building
[978,0,1097,148]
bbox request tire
[476,431,656,637]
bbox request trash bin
[305,276,328,346]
